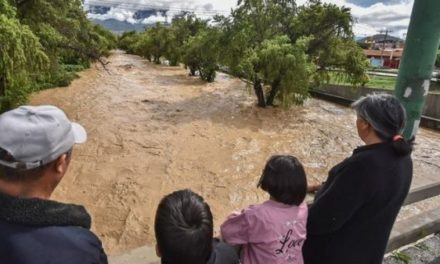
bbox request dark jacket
[206,239,240,264]
[303,142,412,264]
[0,192,107,264]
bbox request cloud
[346,1,414,38]
[87,7,136,22]
[347,0,405,7]
[141,13,167,24]
[85,0,414,38]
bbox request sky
[85,0,415,38]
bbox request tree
[0,0,48,111]
[165,13,207,66]
[133,23,173,64]
[292,1,368,86]
[118,31,142,54]
[119,0,368,108]
[183,28,222,82]
[1,0,115,112]
[256,36,315,107]
[222,0,367,107]
[218,0,297,106]
[15,0,115,80]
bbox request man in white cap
[0,105,107,264]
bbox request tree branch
[57,44,111,73]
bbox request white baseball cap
[0,105,87,169]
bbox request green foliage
[132,32,153,61]
[0,0,116,113]
[166,13,207,66]
[224,0,367,107]
[391,251,411,264]
[292,1,368,86]
[0,0,15,17]
[256,36,315,106]
[118,31,142,54]
[33,64,84,90]
[0,0,48,111]
[120,13,208,69]
[124,23,175,64]
[183,28,221,82]
[436,49,440,68]
[120,0,368,108]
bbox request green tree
[0,0,48,111]
[183,28,222,82]
[222,0,367,107]
[133,32,153,61]
[217,0,296,106]
[292,1,368,86]
[164,13,207,66]
[15,0,115,86]
[119,0,368,108]
[118,31,142,54]
[256,36,315,106]
[1,0,115,112]
[134,23,172,64]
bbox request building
[358,34,405,50]
[358,34,405,69]
[363,49,403,69]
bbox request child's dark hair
[257,155,307,206]
[154,189,213,264]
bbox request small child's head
[154,189,213,264]
[257,155,307,206]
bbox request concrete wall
[313,85,440,119]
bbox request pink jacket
[221,200,308,264]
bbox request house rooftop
[363,49,403,58]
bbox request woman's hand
[308,183,322,193]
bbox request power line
[85,0,231,15]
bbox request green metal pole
[394,0,440,139]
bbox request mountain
[357,34,404,43]
[90,19,150,34]
[86,5,168,34]
[88,5,111,15]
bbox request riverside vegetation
[0,0,116,112]
[118,0,369,108]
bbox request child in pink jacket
[221,155,308,264]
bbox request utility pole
[394,0,440,139]
[379,29,392,66]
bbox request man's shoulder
[0,220,107,264]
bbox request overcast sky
[85,0,415,38]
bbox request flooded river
[30,51,440,255]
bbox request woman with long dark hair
[303,93,413,264]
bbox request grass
[366,75,396,90]
[328,71,440,92]
[391,251,412,264]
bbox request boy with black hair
[154,189,240,264]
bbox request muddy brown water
[30,51,440,255]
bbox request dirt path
[30,51,440,255]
